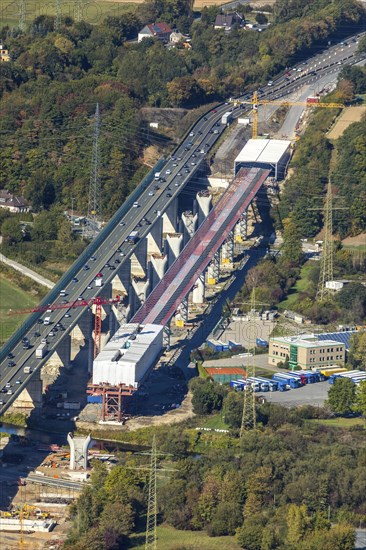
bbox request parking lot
[258,381,330,407]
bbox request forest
[65,381,366,549]
[0,0,364,221]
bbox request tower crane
[233,91,344,139]
[9,295,125,358]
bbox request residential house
[0,44,10,62]
[0,190,30,212]
[138,22,173,43]
[214,12,244,31]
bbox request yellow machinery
[234,91,344,139]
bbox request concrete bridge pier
[166,233,183,268]
[131,237,147,278]
[113,258,131,296]
[196,190,212,227]
[131,278,149,313]
[207,250,220,285]
[12,370,43,410]
[150,253,167,290]
[72,309,94,374]
[192,272,205,305]
[163,199,178,234]
[182,211,198,246]
[147,216,163,255]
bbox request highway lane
[0,33,365,414]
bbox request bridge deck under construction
[132,167,270,326]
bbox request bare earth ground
[327,106,366,139]
[342,233,366,248]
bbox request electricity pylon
[145,435,157,550]
[75,0,83,22]
[19,0,26,32]
[240,287,258,435]
[310,180,347,301]
[84,104,102,238]
[54,0,61,31]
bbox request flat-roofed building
[234,139,291,180]
[269,335,346,369]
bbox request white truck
[24,366,32,374]
[127,230,139,244]
[221,111,233,125]
[36,343,47,359]
[154,172,161,180]
[44,316,51,325]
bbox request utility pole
[85,104,102,238]
[145,435,157,550]
[308,180,347,301]
[54,0,61,31]
[19,0,26,32]
[240,287,257,435]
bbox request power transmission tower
[317,179,334,301]
[54,0,61,31]
[240,288,257,436]
[75,0,83,22]
[19,0,26,32]
[85,104,102,238]
[145,435,157,550]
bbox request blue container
[87,395,102,404]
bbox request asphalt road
[0,252,55,290]
[0,32,365,415]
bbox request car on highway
[115,259,121,264]
[34,332,40,338]
[119,221,125,226]
[84,265,89,270]
[8,361,15,367]
[167,193,172,198]
[8,353,14,359]
[77,296,83,301]
[5,383,11,389]
[65,313,71,318]
[189,132,194,136]
[133,202,139,207]
[166,169,171,175]
[119,252,125,257]
[7,390,13,395]
[90,256,96,261]
[110,266,116,271]
[148,191,154,196]
[16,380,21,385]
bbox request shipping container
[87,395,103,404]
[207,339,223,352]
[221,111,233,125]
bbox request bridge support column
[207,251,220,285]
[41,333,72,387]
[12,370,43,410]
[182,211,198,246]
[163,321,171,351]
[221,230,234,267]
[67,433,92,470]
[72,309,94,374]
[113,258,131,296]
[131,278,149,313]
[196,190,212,226]
[175,296,188,327]
[236,210,248,242]
[150,253,167,290]
[162,199,178,233]
[192,272,205,305]
[166,233,183,268]
[147,216,163,255]
[131,238,147,278]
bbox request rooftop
[234,139,291,166]
[270,334,346,348]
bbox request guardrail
[0,157,166,362]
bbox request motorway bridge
[0,34,365,416]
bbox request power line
[240,287,257,435]
[84,103,101,237]
[145,435,157,550]
[18,0,26,32]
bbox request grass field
[0,0,138,28]
[0,275,37,345]
[199,413,228,430]
[130,524,241,549]
[308,417,365,428]
[278,263,314,310]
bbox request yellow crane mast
[233,91,344,139]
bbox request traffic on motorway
[0,32,365,415]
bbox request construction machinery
[233,91,344,139]
[9,295,125,358]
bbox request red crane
[9,295,125,358]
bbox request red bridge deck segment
[131,167,270,327]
